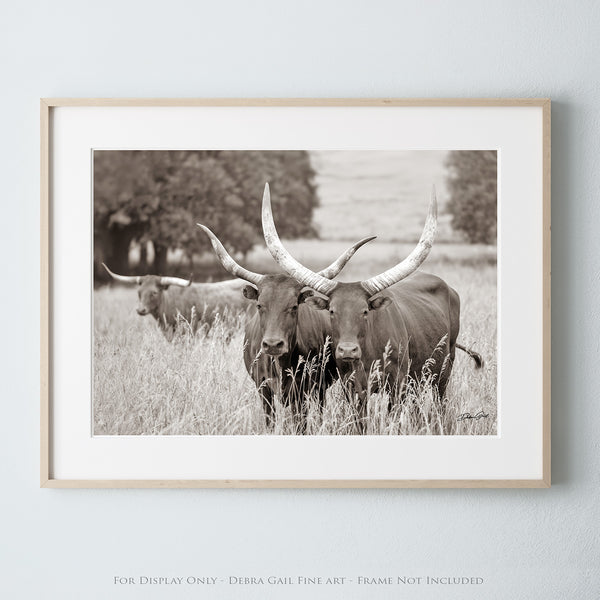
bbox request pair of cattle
[105,183,481,427]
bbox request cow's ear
[305,296,329,311]
[243,285,259,301]
[369,295,392,311]
[298,289,314,304]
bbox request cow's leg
[354,379,368,434]
[386,355,406,412]
[340,363,367,434]
[297,390,309,435]
[437,347,456,400]
[317,382,327,414]
[260,384,275,431]
[311,361,335,425]
[387,367,407,413]
[292,397,308,435]
[283,375,308,435]
[337,383,354,432]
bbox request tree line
[94,149,497,281]
[94,150,318,278]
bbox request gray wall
[1,1,598,598]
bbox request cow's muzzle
[136,307,149,316]
[336,342,361,361]
[261,337,287,356]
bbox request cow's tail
[456,343,483,369]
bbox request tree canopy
[94,150,318,277]
[445,151,497,244]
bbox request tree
[219,150,318,240]
[94,151,162,275]
[93,151,318,278]
[445,151,497,244]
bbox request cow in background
[102,264,249,340]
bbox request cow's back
[165,279,251,327]
[365,271,459,379]
[195,279,249,309]
[188,279,250,318]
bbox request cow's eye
[329,309,334,315]
[290,305,298,312]
[363,310,368,316]
[256,304,262,310]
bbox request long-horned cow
[102,264,249,341]
[261,184,481,421]
[196,215,374,429]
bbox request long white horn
[102,263,140,285]
[197,224,264,286]
[261,183,338,295]
[361,186,437,296]
[159,276,192,287]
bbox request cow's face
[243,274,313,357]
[136,276,167,316]
[305,282,391,364]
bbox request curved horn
[361,186,437,296]
[159,276,192,287]
[196,224,264,286]
[102,263,140,285]
[261,183,339,295]
[317,235,377,279]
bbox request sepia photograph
[93,149,497,436]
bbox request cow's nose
[136,307,148,315]
[336,342,361,360]
[262,338,286,355]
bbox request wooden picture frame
[41,98,550,488]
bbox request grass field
[93,241,497,436]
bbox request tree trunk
[107,228,134,275]
[138,243,148,272]
[153,244,168,274]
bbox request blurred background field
[94,150,497,435]
[312,150,456,242]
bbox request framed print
[41,98,550,488]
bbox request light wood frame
[40,98,551,488]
